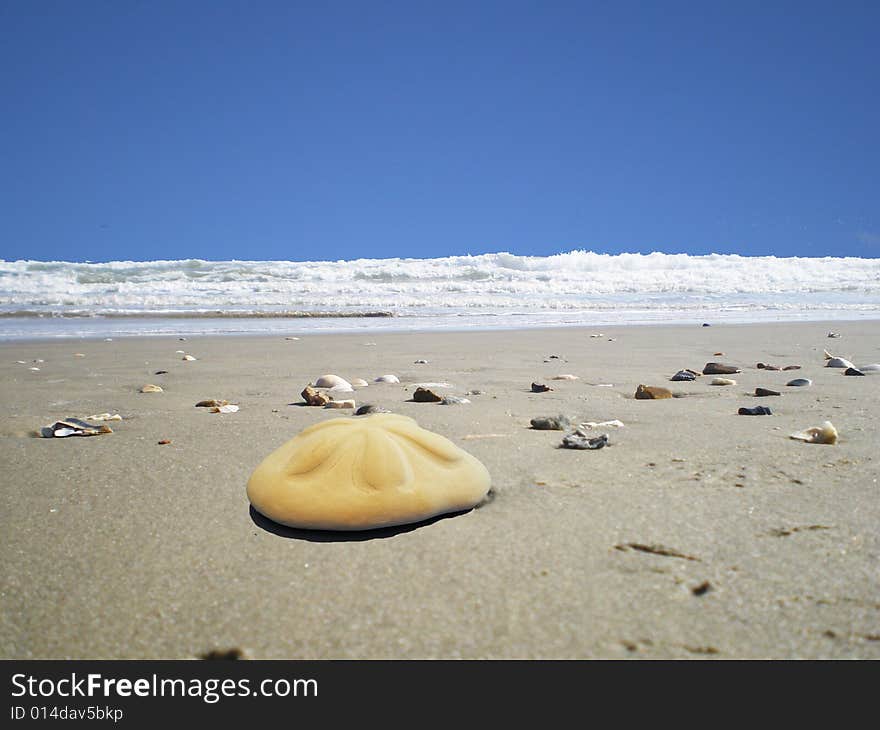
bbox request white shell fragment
[210,404,240,413]
[350,378,369,387]
[41,418,113,438]
[182,354,197,361]
[579,420,625,429]
[710,377,737,386]
[175,350,186,354]
[315,374,351,389]
[825,357,854,369]
[789,421,838,445]
[786,378,812,387]
[324,399,356,409]
[86,413,123,422]
[374,374,400,383]
[140,384,164,393]
[552,374,579,380]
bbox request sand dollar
[247,413,491,531]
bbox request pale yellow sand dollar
[247,413,491,531]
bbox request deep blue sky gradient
[1,0,878,262]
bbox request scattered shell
[301,386,331,406]
[210,404,240,413]
[756,363,780,370]
[530,415,574,431]
[413,387,442,403]
[710,377,736,386]
[15,360,26,364]
[74,353,85,358]
[531,382,553,393]
[140,384,163,393]
[738,406,772,415]
[755,387,781,397]
[713,352,724,356]
[579,419,625,429]
[635,384,672,399]
[702,363,741,375]
[551,374,579,380]
[827,332,840,338]
[350,378,369,387]
[413,382,453,389]
[561,431,608,450]
[440,395,470,405]
[196,399,229,408]
[154,370,168,375]
[285,336,301,341]
[41,418,113,438]
[354,404,389,416]
[374,374,400,383]
[466,389,484,396]
[86,413,122,422]
[782,365,801,370]
[175,350,186,354]
[786,378,812,387]
[28,367,40,371]
[844,367,865,376]
[670,370,697,381]
[414,359,428,364]
[246,413,492,530]
[314,374,351,389]
[324,400,355,409]
[789,421,838,445]
[589,334,603,338]
[182,354,197,361]
[158,439,172,445]
[825,357,854,369]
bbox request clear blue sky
[1,0,878,262]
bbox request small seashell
[154,370,168,375]
[182,354,197,361]
[413,387,442,403]
[560,431,608,450]
[74,353,85,358]
[374,374,400,383]
[670,370,697,381]
[196,399,229,408]
[210,404,239,413]
[285,336,300,340]
[827,332,840,338]
[781,365,801,370]
[755,388,781,397]
[530,415,574,431]
[714,352,724,356]
[414,359,428,364]
[738,406,772,416]
[786,378,812,387]
[354,404,389,415]
[635,384,672,399]
[702,363,740,375]
[710,377,736,386]
[41,418,113,438]
[789,421,837,445]
[301,386,331,406]
[579,419,625,429]
[140,384,163,393]
[551,374,579,380]
[350,378,369,387]
[844,367,865,376]
[825,357,854,369]
[86,413,122,422]
[175,350,186,354]
[15,360,26,364]
[531,382,553,393]
[413,382,453,389]
[29,367,40,371]
[324,399,355,409]
[315,374,351,389]
[756,363,780,370]
[439,395,470,405]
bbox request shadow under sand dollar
[249,505,472,542]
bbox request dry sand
[1,321,878,659]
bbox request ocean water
[1,251,879,339]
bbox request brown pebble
[158,439,172,445]
[413,387,442,402]
[531,382,553,393]
[635,384,673,400]
[301,386,331,406]
[691,581,712,596]
[702,363,740,375]
[713,352,724,356]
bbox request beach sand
[1,321,878,659]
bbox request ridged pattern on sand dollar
[246,413,491,531]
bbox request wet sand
[1,321,879,658]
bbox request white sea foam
[1,251,879,338]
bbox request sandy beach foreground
[1,321,878,659]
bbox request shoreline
[2,320,879,659]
